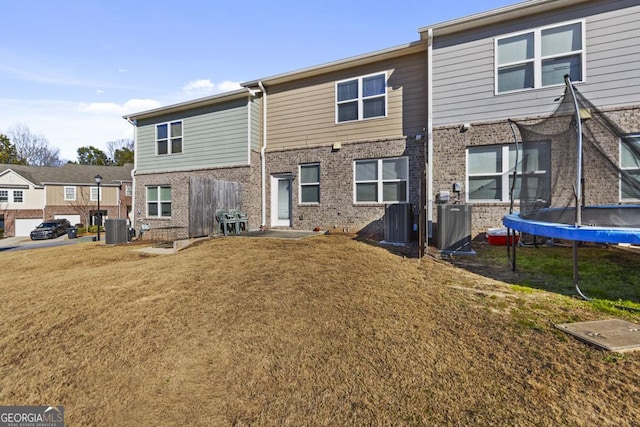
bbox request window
[496,20,584,93]
[156,121,183,155]
[0,190,7,203]
[621,135,640,200]
[90,186,102,201]
[64,186,76,201]
[147,186,171,217]
[467,142,550,202]
[336,73,386,123]
[13,190,23,203]
[299,163,320,204]
[125,185,132,197]
[354,157,408,203]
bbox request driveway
[0,235,91,252]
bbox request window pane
[542,23,581,56]
[157,124,168,139]
[0,191,7,202]
[147,187,158,201]
[338,102,358,122]
[383,158,407,180]
[363,97,385,119]
[622,173,640,199]
[160,187,171,201]
[498,33,533,64]
[300,164,319,183]
[542,54,581,86]
[278,180,290,220]
[363,74,385,97]
[622,137,640,168]
[170,121,182,137]
[158,140,168,155]
[469,177,501,200]
[383,182,407,202]
[469,147,501,174]
[498,63,534,92]
[160,202,172,217]
[148,203,158,216]
[337,80,358,101]
[356,183,377,202]
[301,185,320,203]
[356,160,378,181]
[171,138,182,154]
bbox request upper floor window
[147,185,171,217]
[125,185,133,197]
[157,121,183,155]
[91,186,102,201]
[467,142,550,202]
[621,135,640,201]
[64,186,76,201]
[0,190,7,203]
[354,157,408,203]
[336,73,386,123]
[13,190,23,203]
[496,20,584,94]
[299,163,320,204]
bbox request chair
[215,210,235,235]
[229,210,248,234]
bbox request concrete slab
[556,319,640,352]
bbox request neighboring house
[124,89,263,239]
[0,163,133,237]
[124,0,640,241]
[420,0,640,234]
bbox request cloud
[79,99,162,115]
[216,80,242,92]
[183,79,215,93]
[181,79,242,96]
[96,89,104,94]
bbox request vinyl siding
[432,0,640,126]
[46,185,118,206]
[266,51,426,151]
[250,95,262,151]
[135,98,251,174]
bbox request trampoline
[503,76,640,300]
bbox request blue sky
[1,0,517,161]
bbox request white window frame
[620,134,640,201]
[90,186,102,202]
[495,19,586,94]
[0,190,7,203]
[335,72,387,123]
[64,186,76,201]
[466,144,549,203]
[125,184,132,197]
[156,120,183,156]
[353,157,409,204]
[146,185,172,218]
[13,190,23,204]
[299,163,320,205]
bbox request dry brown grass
[1,235,639,426]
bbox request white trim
[335,71,388,124]
[353,157,409,204]
[155,120,184,156]
[12,189,24,204]
[64,186,76,201]
[298,163,320,205]
[90,186,102,202]
[494,19,586,95]
[270,175,292,227]
[146,185,172,218]
[620,134,640,202]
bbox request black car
[30,219,71,240]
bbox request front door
[271,175,292,227]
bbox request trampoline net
[511,83,640,223]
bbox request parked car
[30,219,71,240]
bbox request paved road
[0,235,94,252]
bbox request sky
[1,0,518,162]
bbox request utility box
[437,204,475,255]
[105,219,129,244]
[384,203,412,243]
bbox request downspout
[126,117,137,224]
[427,28,434,248]
[258,81,267,228]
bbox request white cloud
[96,89,104,94]
[182,79,215,93]
[181,79,242,97]
[216,80,242,92]
[79,99,162,115]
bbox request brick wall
[265,137,425,239]
[1,209,42,237]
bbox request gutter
[258,81,267,227]
[126,117,137,223]
[427,28,434,246]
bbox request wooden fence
[189,177,243,237]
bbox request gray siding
[136,98,251,174]
[432,0,640,126]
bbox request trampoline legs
[573,241,591,301]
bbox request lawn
[0,235,639,425]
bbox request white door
[270,175,292,227]
[15,218,43,236]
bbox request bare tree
[6,124,62,166]
[106,139,134,164]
